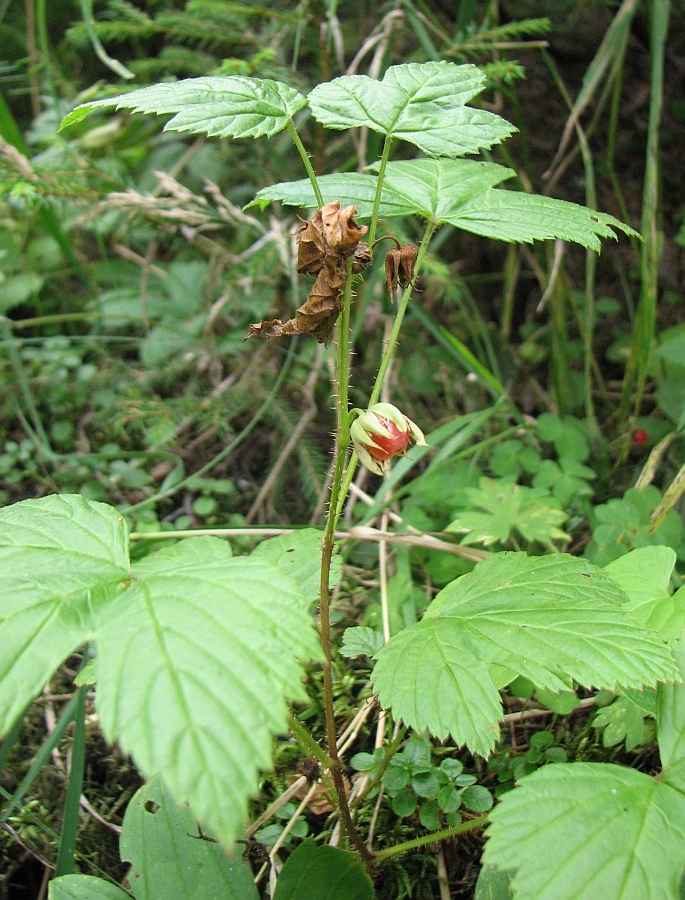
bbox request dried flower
[350,403,427,476]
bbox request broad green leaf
[60,77,307,139]
[247,173,416,218]
[605,546,685,641]
[49,875,130,900]
[0,495,129,736]
[250,158,635,255]
[308,62,515,157]
[474,864,514,900]
[375,554,676,756]
[379,158,514,220]
[483,762,685,899]
[372,617,504,756]
[657,640,685,772]
[339,626,384,659]
[441,189,638,252]
[251,528,341,605]
[427,553,675,689]
[273,838,374,900]
[119,780,258,900]
[94,537,322,847]
[623,685,658,716]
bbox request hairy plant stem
[335,221,437,521]
[318,260,372,861]
[287,119,324,208]
[373,815,489,863]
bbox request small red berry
[364,416,410,461]
[632,428,648,445]
[350,403,427,476]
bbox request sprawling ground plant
[2,60,684,898]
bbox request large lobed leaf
[95,537,322,847]
[60,77,307,139]
[483,762,685,899]
[0,495,129,735]
[483,640,685,899]
[308,62,515,157]
[0,497,322,849]
[251,159,637,251]
[373,553,676,757]
[604,545,685,642]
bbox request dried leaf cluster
[247,200,369,344]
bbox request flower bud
[350,403,427,476]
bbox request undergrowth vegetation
[1,2,684,898]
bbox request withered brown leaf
[248,201,369,343]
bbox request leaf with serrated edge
[374,554,676,757]
[60,77,307,139]
[94,538,322,847]
[248,173,415,218]
[0,495,129,736]
[251,528,341,606]
[378,159,514,221]
[442,189,638,251]
[372,619,503,757]
[308,62,515,157]
[605,546,685,642]
[425,553,676,690]
[340,626,384,659]
[483,762,685,899]
[657,640,685,773]
[120,780,258,900]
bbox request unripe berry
[350,403,427,476]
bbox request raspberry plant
[1,62,683,897]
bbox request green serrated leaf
[339,626,384,659]
[657,641,685,772]
[308,62,515,157]
[446,479,568,547]
[593,696,646,750]
[0,495,129,737]
[248,173,412,217]
[441,189,638,251]
[119,780,258,900]
[372,618,503,756]
[251,528,340,605]
[605,547,684,642]
[94,537,322,847]
[461,784,494,812]
[379,158,514,220]
[483,762,685,899]
[374,553,676,757]
[48,874,130,900]
[272,839,374,900]
[426,554,675,691]
[474,864,514,900]
[60,77,307,139]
